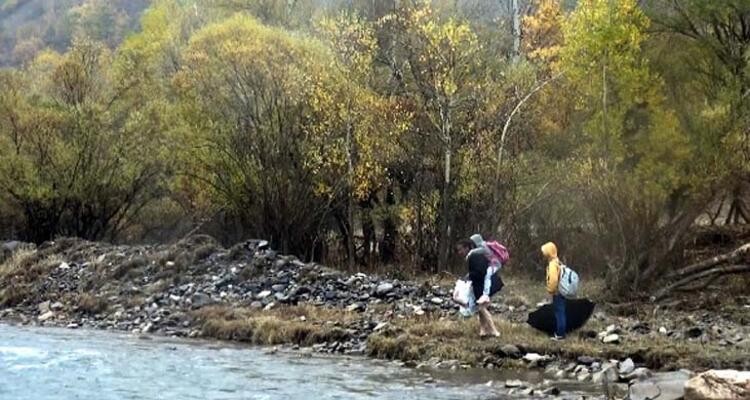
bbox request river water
[0,324,522,400]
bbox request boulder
[190,293,212,308]
[577,355,597,366]
[684,370,750,400]
[592,364,618,384]
[619,358,635,375]
[37,301,51,314]
[628,370,692,400]
[498,344,522,358]
[375,283,394,296]
[38,311,56,322]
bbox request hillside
[0,0,150,65]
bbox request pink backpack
[485,241,510,265]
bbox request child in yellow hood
[542,242,566,340]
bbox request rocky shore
[1,236,749,399]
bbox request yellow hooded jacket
[542,242,560,295]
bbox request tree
[381,2,483,271]
[654,0,750,225]
[560,0,697,296]
[0,39,167,242]
[174,14,338,257]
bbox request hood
[541,242,558,260]
[470,234,485,248]
[466,246,487,260]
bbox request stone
[622,367,653,382]
[577,371,591,382]
[602,334,620,344]
[499,344,522,358]
[37,301,51,314]
[592,365,618,384]
[619,358,635,375]
[523,353,549,363]
[375,283,394,296]
[504,379,525,388]
[250,301,263,309]
[659,326,669,335]
[541,387,560,396]
[684,370,750,400]
[628,371,692,400]
[373,322,389,332]
[58,262,70,270]
[50,302,64,311]
[190,293,212,308]
[577,355,596,366]
[256,290,272,300]
[430,297,444,305]
[271,284,286,292]
[38,311,55,322]
[346,302,365,312]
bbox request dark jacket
[467,250,503,300]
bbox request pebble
[602,334,620,344]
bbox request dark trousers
[553,294,567,337]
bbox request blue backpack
[558,264,580,298]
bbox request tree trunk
[511,0,521,62]
[380,187,398,265]
[346,119,356,270]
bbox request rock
[256,290,272,300]
[685,327,703,339]
[659,326,669,335]
[628,370,692,400]
[250,301,263,309]
[37,301,51,314]
[375,283,394,296]
[58,262,70,270]
[623,367,653,382]
[430,297,444,305]
[190,293,212,308]
[504,379,525,388]
[684,370,750,400]
[577,355,597,366]
[592,364,618,384]
[523,353,549,364]
[271,284,286,292]
[66,323,79,329]
[437,360,460,370]
[346,302,365,312]
[50,302,64,311]
[619,358,635,375]
[602,334,620,344]
[541,387,560,396]
[263,302,276,311]
[373,322,389,332]
[38,311,55,322]
[577,371,591,382]
[499,344,522,358]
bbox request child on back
[470,234,504,305]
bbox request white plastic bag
[452,279,476,317]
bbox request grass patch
[76,293,108,315]
[192,305,359,347]
[367,315,750,371]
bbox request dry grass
[76,293,108,314]
[192,305,360,346]
[367,315,750,371]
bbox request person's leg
[553,294,567,338]
[477,306,489,336]
[479,305,500,337]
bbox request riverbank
[1,236,749,390]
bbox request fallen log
[668,243,750,279]
[654,264,750,301]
